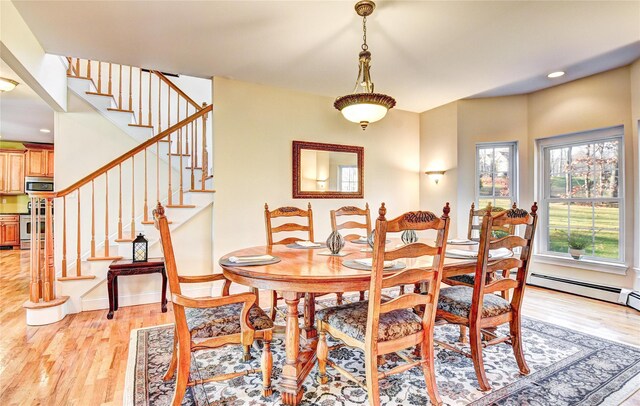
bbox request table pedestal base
[281,292,320,405]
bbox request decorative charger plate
[447,240,479,246]
[219,256,281,267]
[285,242,326,249]
[342,260,406,271]
[349,239,391,245]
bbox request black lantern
[132,233,148,262]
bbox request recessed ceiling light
[547,71,565,78]
[40,129,51,133]
[0,77,19,92]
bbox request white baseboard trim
[528,273,622,303]
[81,285,212,312]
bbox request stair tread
[58,275,97,281]
[189,189,216,193]
[167,153,191,156]
[107,107,135,114]
[86,91,114,97]
[166,204,197,208]
[87,255,123,262]
[67,74,91,80]
[114,238,134,242]
[141,220,173,225]
[128,124,154,129]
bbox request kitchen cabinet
[0,215,20,248]
[0,150,26,194]
[26,148,54,177]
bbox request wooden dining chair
[264,203,321,323]
[330,203,371,241]
[436,203,538,391]
[154,203,274,405]
[467,202,517,242]
[317,203,451,406]
[330,204,371,301]
[264,203,314,246]
[446,202,518,300]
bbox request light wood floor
[1,249,638,405]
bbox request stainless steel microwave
[25,177,54,192]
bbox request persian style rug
[125,299,640,406]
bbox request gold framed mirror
[292,141,364,199]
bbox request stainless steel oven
[20,200,51,250]
[25,177,54,193]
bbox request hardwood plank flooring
[0,249,638,405]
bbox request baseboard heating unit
[528,274,639,311]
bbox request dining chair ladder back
[317,202,451,406]
[436,203,538,391]
[154,202,274,405]
[330,203,372,301]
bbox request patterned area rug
[125,299,640,406]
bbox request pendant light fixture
[334,0,396,130]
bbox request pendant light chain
[334,0,396,130]
[361,15,368,51]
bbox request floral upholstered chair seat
[316,301,423,342]
[437,286,511,319]
[447,272,504,286]
[185,304,274,339]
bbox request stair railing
[27,104,213,305]
[66,57,209,178]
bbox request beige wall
[458,96,529,237]
[528,66,634,288]
[212,77,421,269]
[419,102,459,232]
[420,64,638,289]
[630,60,640,286]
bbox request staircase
[25,57,215,324]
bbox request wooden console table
[107,257,167,319]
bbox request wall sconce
[316,179,328,191]
[425,170,445,184]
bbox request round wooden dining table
[220,240,476,405]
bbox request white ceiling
[11,0,640,113]
[0,59,54,143]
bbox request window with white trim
[339,166,358,192]
[475,142,518,209]
[539,126,624,263]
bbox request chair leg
[170,338,191,406]
[510,315,530,375]
[317,328,329,384]
[469,325,491,391]
[459,325,468,343]
[359,291,365,301]
[269,290,278,320]
[243,345,252,362]
[261,337,273,397]
[364,349,381,406]
[163,327,178,381]
[420,338,443,406]
[336,292,343,305]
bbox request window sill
[532,254,629,275]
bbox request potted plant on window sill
[566,232,590,260]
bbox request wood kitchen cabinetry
[25,148,54,177]
[0,150,26,194]
[0,215,20,248]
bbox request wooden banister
[31,58,213,305]
[152,70,202,112]
[50,105,212,198]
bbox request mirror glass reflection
[299,150,359,192]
